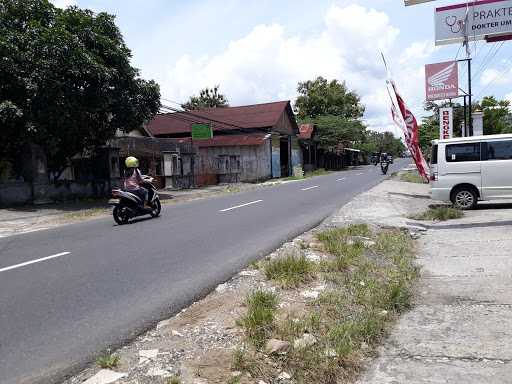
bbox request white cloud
[49,0,76,8]
[399,41,437,65]
[159,4,429,134]
[480,64,512,87]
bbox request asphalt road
[0,160,408,384]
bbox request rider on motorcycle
[124,156,150,209]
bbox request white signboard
[439,107,453,139]
[472,111,484,136]
[435,0,512,45]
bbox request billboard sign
[405,0,436,5]
[435,0,512,45]
[439,107,454,139]
[425,61,459,101]
[191,123,213,140]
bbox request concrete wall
[0,180,114,207]
[0,182,32,206]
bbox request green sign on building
[191,123,213,140]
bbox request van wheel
[451,187,478,210]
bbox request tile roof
[146,101,293,136]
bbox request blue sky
[52,0,512,133]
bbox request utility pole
[457,58,472,136]
[468,58,473,136]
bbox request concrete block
[83,369,127,384]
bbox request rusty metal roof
[195,133,267,148]
[146,101,295,136]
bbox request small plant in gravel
[167,376,182,384]
[263,251,314,287]
[246,225,418,383]
[96,350,120,368]
[410,206,463,221]
[238,290,279,348]
[400,171,425,184]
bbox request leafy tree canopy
[181,85,229,110]
[474,96,512,135]
[295,76,364,120]
[307,115,366,150]
[357,130,405,157]
[0,0,161,178]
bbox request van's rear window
[431,144,438,164]
[446,143,480,162]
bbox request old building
[146,101,301,186]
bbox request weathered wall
[195,142,271,186]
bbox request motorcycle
[380,160,390,175]
[110,175,161,225]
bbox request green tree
[357,130,405,157]
[310,115,366,149]
[0,0,161,178]
[295,76,364,119]
[296,77,366,151]
[182,85,229,110]
[474,96,512,135]
[418,117,439,151]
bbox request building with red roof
[144,101,302,186]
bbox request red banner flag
[389,81,430,182]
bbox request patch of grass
[317,225,371,271]
[63,208,108,221]
[305,168,330,177]
[96,351,120,369]
[231,345,263,377]
[410,206,463,221]
[238,290,279,348]
[263,251,314,287]
[399,171,425,184]
[229,226,418,384]
[226,185,241,193]
[282,168,331,181]
[167,377,182,384]
[248,260,260,270]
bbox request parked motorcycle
[111,176,161,225]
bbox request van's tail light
[430,172,438,181]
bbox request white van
[431,133,512,209]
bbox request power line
[474,57,512,100]
[473,41,505,80]
[160,103,246,130]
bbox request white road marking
[220,200,263,212]
[356,172,364,176]
[337,177,346,181]
[301,185,319,191]
[0,252,71,273]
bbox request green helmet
[125,156,139,168]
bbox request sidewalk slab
[383,304,512,360]
[359,357,512,384]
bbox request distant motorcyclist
[123,156,150,208]
[379,152,390,175]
